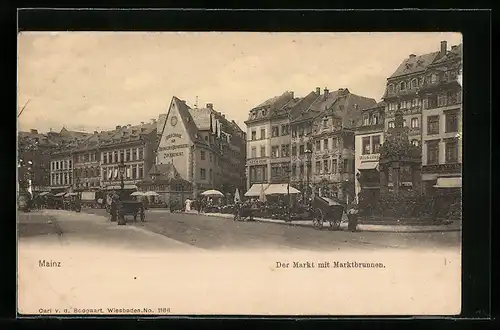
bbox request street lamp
[117,160,126,225]
[304,149,312,201]
[279,163,292,222]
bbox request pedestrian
[346,202,359,232]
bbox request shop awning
[244,184,269,197]
[38,192,50,196]
[106,184,138,191]
[434,177,462,188]
[358,162,379,170]
[264,183,301,195]
[54,192,66,197]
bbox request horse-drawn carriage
[107,187,146,223]
[118,200,145,222]
[309,196,345,230]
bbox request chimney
[116,125,121,130]
[440,40,447,55]
[30,129,38,134]
[127,124,131,127]
[315,87,321,95]
[409,54,416,59]
[451,45,458,51]
[324,87,329,99]
[141,122,144,125]
[290,91,294,98]
[206,103,213,109]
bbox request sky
[18,32,462,133]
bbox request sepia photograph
[17,31,462,316]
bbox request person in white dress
[185,198,192,212]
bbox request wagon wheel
[312,208,324,229]
[329,217,342,230]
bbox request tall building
[353,101,386,201]
[244,91,297,193]
[17,129,59,193]
[48,128,93,193]
[307,88,377,202]
[99,121,157,189]
[155,96,246,199]
[382,40,462,194]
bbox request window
[251,131,256,140]
[201,150,206,160]
[271,146,279,158]
[332,137,338,148]
[113,151,117,163]
[411,139,420,147]
[291,128,297,138]
[281,124,289,136]
[315,161,321,174]
[299,145,305,155]
[323,160,329,173]
[343,159,349,173]
[292,145,297,156]
[372,135,381,154]
[323,139,329,150]
[371,113,379,125]
[427,141,439,165]
[389,102,396,111]
[362,137,371,154]
[388,121,395,129]
[411,117,419,128]
[445,111,459,133]
[132,165,137,179]
[427,116,439,135]
[131,150,136,161]
[260,129,266,139]
[306,142,312,151]
[331,159,338,173]
[209,169,213,181]
[126,149,130,161]
[411,98,419,107]
[281,144,289,157]
[323,118,329,128]
[138,165,143,179]
[119,150,124,162]
[291,165,296,177]
[400,81,406,90]
[403,119,407,127]
[315,140,321,151]
[411,78,418,89]
[260,146,266,157]
[363,114,369,125]
[272,126,279,137]
[209,153,213,163]
[69,160,72,169]
[200,168,206,180]
[438,94,447,107]
[298,126,304,136]
[251,147,257,158]
[431,73,438,84]
[445,139,458,163]
[299,165,304,175]
[387,84,394,93]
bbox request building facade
[99,122,157,189]
[382,40,462,194]
[245,91,296,190]
[354,102,386,201]
[156,97,246,198]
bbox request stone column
[379,165,389,196]
[392,161,400,195]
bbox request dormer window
[400,81,406,90]
[387,84,394,93]
[411,78,418,89]
[431,73,438,84]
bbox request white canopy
[244,184,269,197]
[434,177,462,188]
[264,183,300,195]
[130,191,144,196]
[38,192,51,196]
[201,189,224,197]
[143,191,160,196]
[54,192,66,197]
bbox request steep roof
[332,93,378,129]
[99,122,156,148]
[246,91,295,122]
[389,51,440,79]
[171,97,206,145]
[431,43,463,65]
[289,91,321,121]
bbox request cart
[310,196,346,230]
[118,200,145,222]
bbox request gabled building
[156,97,245,199]
[308,88,377,202]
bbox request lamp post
[304,149,312,201]
[279,163,292,222]
[117,160,126,225]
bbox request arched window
[400,81,406,90]
[411,140,420,147]
[388,121,395,129]
[431,73,438,84]
[411,78,418,88]
[411,117,419,128]
[387,84,394,93]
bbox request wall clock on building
[171,116,178,127]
